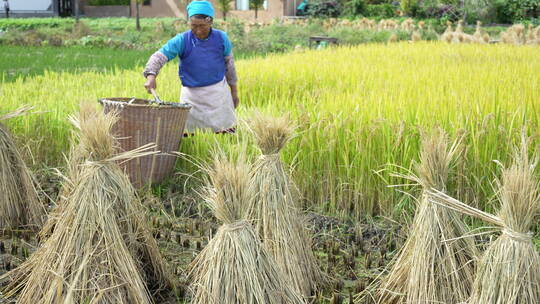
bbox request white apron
[181,78,237,133]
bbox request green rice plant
[1,42,540,217]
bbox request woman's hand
[144,75,157,93]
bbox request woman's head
[187,1,215,39]
[190,14,213,39]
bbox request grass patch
[0,45,153,82]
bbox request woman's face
[190,17,212,39]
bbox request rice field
[2,42,540,218]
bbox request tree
[74,0,80,22]
[135,0,142,31]
[400,0,417,15]
[217,0,233,20]
[250,0,265,19]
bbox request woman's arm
[221,31,239,108]
[143,52,169,77]
[225,53,239,108]
[143,34,184,92]
[143,52,168,92]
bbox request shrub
[494,0,540,23]
[401,0,417,15]
[365,4,396,18]
[342,0,367,17]
[365,0,393,4]
[416,3,461,22]
[307,1,343,18]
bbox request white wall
[10,0,53,11]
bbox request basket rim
[98,97,192,109]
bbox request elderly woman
[143,0,238,134]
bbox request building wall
[130,0,186,18]
[4,0,56,16]
[84,5,130,17]
[128,0,291,21]
[227,0,285,22]
[10,0,53,11]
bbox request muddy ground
[0,176,408,304]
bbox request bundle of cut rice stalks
[0,106,46,233]
[188,153,305,304]
[39,102,121,238]
[429,136,540,304]
[247,112,326,298]
[0,105,172,304]
[375,130,478,304]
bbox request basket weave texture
[100,97,191,188]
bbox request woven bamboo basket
[99,97,191,188]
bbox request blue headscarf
[187,0,215,18]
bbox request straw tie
[261,154,280,160]
[222,220,250,232]
[502,228,533,243]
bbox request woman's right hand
[144,75,157,93]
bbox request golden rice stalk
[188,154,305,304]
[0,106,46,233]
[376,129,478,304]
[428,135,540,304]
[1,106,172,303]
[247,112,326,298]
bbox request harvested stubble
[0,106,45,233]
[0,106,172,303]
[429,137,540,304]
[247,113,326,298]
[188,154,305,304]
[375,130,477,304]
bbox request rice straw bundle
[428,136,540,304]
[0,106,45,233]
[188,154,305,304]
[411,31,421,42]
[39,102,117,238]
[376,130,477,304]
[1,106,172,303]
[247,113,326,298]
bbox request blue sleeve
[159,34,184,61]
[220,31,233,57]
